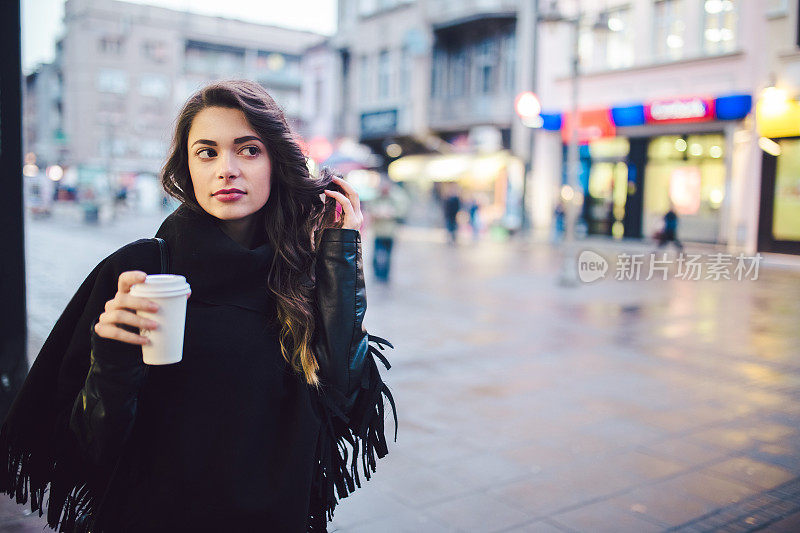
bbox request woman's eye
[242,146,261,156]
[197,148,216,158]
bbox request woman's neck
[218,215,261,249]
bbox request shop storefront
[755,88,800,255]
[387,150,525,229]
[540,93,751,243]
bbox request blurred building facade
[331,0,536,230]
[24,0,325,211]
[532,0,800,255]
[23,61,66,171]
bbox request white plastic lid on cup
[130,274,191,298]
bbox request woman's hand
[323,176,363,231]
[93,271,191,346]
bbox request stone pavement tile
[432,451,535,491]
[748,441,800,475]
[422,492,534,533]
[497,519,570,532]
[391,430,485,468]
[662,470,757,506]
[488,461,643,519]
[706,456,797,490]
[607,470,758,527]
[597,450,689,482]
[499,442,592,476]
[331,506,456,533]
[639,436,732,467]
[548,500,664,533]
[605,483,712,527]
[325,483,412,529]
[0,497,49,532]
[760,511,800,532]
[381,466,474,508]
[686,425,763,451]
[575,417,667,449]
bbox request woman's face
[187,106,272,222]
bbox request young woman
[0,80,396,532]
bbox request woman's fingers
[323,189,355,219]
[104,308,160,332]
[95,271,162,345]
[118,270,147,294]
[94,320,150,345]
[116,292,160,313]
[325,176,364,230]
[331,176,361,212]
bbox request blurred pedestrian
[443,185,461,245]
[467,194,481,242]
[552,200,566,243]
[655,201,684,252]
[368,179,409,282]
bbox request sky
[22,0,338,74]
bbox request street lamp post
[538,6,582,286]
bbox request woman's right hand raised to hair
[94,271,165,346]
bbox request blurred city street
[6,207,800,532]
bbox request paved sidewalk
[8,210,800,532]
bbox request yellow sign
[756,88,800,138]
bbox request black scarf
[0,203,396,532]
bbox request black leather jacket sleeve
[68,320,148,469]
[64,242,157,471]
[313,228,369,418]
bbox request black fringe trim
[307,334,398,532]
[0,418,110,532]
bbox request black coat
[0,204,396,532]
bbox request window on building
[184,41,246,76]
[143,41,168,62]
[96,69,128,94]
[400,45,410,98]
[98,35,124,55]
[378,49,391,98]
[703,0,737,54]
[605,6,634,68]
[139,74,170,98]
[502,32,516,92]
[654,0,685,61]
[579,8,633,71]
[431,48,446,98]
[450,49,467,97]
[473,36,497,95]
[360,54,371,101]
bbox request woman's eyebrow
[190,135,263,148]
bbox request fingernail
[149,303,159,311]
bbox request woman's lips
[214,192,245,202]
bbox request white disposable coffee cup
[130,274,191,365]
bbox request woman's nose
[218,151,241,179]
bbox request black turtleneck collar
[154,203,275,317]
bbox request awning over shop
[538,92,752,143]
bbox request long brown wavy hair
[160,79,343,388]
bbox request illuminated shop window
[644,133,726,243]
[773,139,800,241]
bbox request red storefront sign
[645,97,715,124]
[561,108,616,144]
